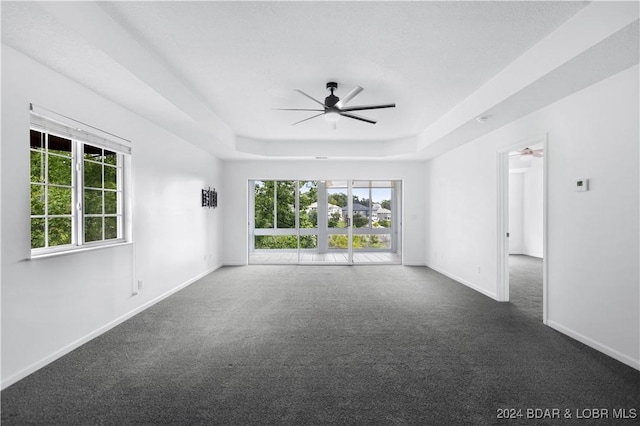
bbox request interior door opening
[498,137,547,323]
[249,179,402,265]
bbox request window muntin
[29,126,126,254]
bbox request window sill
[28,241,133,261]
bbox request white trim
[496,150,510,302]
[547,320,640,371]
[28,241,132,260]
[427,264,499,300]
[30,106,131,155]
[1,265,221,390]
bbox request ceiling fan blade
[340,112,377,124]
[340,103,396,112]
[294,89,326,108]
[291,112,325,126]
[274,108,325,111]
[335,86,363,109]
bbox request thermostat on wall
[576,178,589,192]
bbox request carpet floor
[2,258,638,425]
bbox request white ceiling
[2,1,638,160]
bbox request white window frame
[29,110,131,257]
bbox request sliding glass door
[249,179,401,264]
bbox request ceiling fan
[509,147,544,158]
[276,82,395,127]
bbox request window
[249,179,401,264]
[30,111,130,255]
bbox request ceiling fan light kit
[277,82,396,127]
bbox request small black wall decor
[201,187,218,209]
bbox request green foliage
[299,181,317,228]
[381,200,391,210]
[328,212,342,228]
[30,131,120,249]
[328,192,347,207]
[255,235,297,249]
[377,219,391,228]
[328,234,385,249]
[276,181,296,228]
[352,212,369,228]
[328,234,348,249]
[254,181,275,228]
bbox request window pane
[105,217,118,240]
[49,217,72,246]
[48,134,72,157]
[255,235,298,249]
[30,130,44,150]
[84,217,103,242]
[84,189,103,214]
[30,150,44,183]
[84,160,102,188]
[352,185,371,228]
[298,181,317,228]
[276,181,296,228]
[31,218,45,248]
[104,191,117,214]
[84,144,102,161]
[48,186,72,215]
[254,180,274,229]
[48,155,72,186]
[104,165,117,190]
[327,187,347,229]
[104,150,117,165]
[31,184,45,215]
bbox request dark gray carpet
[2,262,639,425]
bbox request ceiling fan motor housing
[325,82,339,108]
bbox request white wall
[509,158,544,257]
[522,158,543,257]
[222,160,426,266]
[425,65,639,369]
[1,46,225,388]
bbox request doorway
[249,179,402,265]
[497,136,548,323]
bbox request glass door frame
[248,179,402,265]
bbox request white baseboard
[1,265,221,390]
[426,264,499,301]
[546,320,640,371]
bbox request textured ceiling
[3,1,637,160]
[97,1,586,141]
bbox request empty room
[1,1,638,424]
